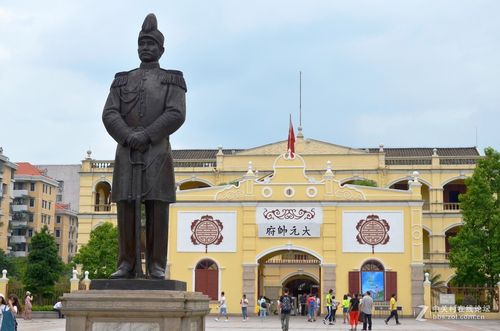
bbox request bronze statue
[102,13,186,279]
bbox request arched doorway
[194,259,218,300]
[257,249,321,313]
[349,259,397,301]
[443,179,466,211]
[282,274,320,298]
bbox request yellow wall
[77,139,477,311]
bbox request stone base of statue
[61,280,210,331]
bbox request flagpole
[298,71,303,138]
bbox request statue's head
[138,14,165,63]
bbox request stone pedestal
[62,288,210,331]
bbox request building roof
[16,162,45,176]
[170,147,479,161]
[366,147,480,157]
[172,149,243,160]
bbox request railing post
[70,269,80,292]
[0,270,9,296]
[82,271,91,290]
[423,272,432,318]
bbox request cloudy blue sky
[1,0,499,163]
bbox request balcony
[94,204,112,212]
[443,203,460,211]
[423,252,451,261]
[10,220,28,229]
[12,205,28,212]
[9,235,26,244]
[12,189,28,198]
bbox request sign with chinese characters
[439,294,456,305]
[256,206,323,238]
[177,212,236,252]
[342,211,404,252]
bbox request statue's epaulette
[111,71,129,88]
[160,69,187,92]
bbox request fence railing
[431,286,499,312]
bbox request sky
[1,0,499,164]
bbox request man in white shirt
[215,291,228,322]
[360,291,373,331]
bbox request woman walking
[342,294,350,324]
[348,293,360,331]
[24,291,33,320]
[240,294,249,321]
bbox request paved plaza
[17,316,500,331]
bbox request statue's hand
[127,131,150,152]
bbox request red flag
[287,115,295,157]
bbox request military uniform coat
[102,62,186,202]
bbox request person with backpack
[278,287,292,331]
[258,295,267,320]
[306,293,317,322]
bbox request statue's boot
[113,201,137,279]
[145,200,168,280]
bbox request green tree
[73,222,118,279]
[349,179,377,187]
[449,147,500,289]
[424,269,447,291]
[24,226,64,296]
[0,249,13,274]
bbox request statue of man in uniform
[102,13,186,279]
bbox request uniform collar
[140,62,160,70]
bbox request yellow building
[77,134,478,315]
[55,203,78,263]
[11,162,58,257]
[0,149,17,252]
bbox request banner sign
[256,206,323,238]
[342,211,404,252]
[177,211,236,252]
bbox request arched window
[361,260,384,271]
[94,182,111,212]
[349,260,397,301]
[195,259,218,300]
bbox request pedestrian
[342,294,350,324]
[278,287,292,331]
[306,293,317,322]
[331,295,340,323]
[53,301,64,318]
[348,293,360,331]
[300,293,307,316]
[240,294,249,321]
[3,294,20,331]
[258,295,267,320]
[214,291,228,322]
[0,294,7,328]
[323,289,334,325]
[315,293,320,318]
[23,291,33,320]
[360,291,373,331]
[385,293,402,325]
